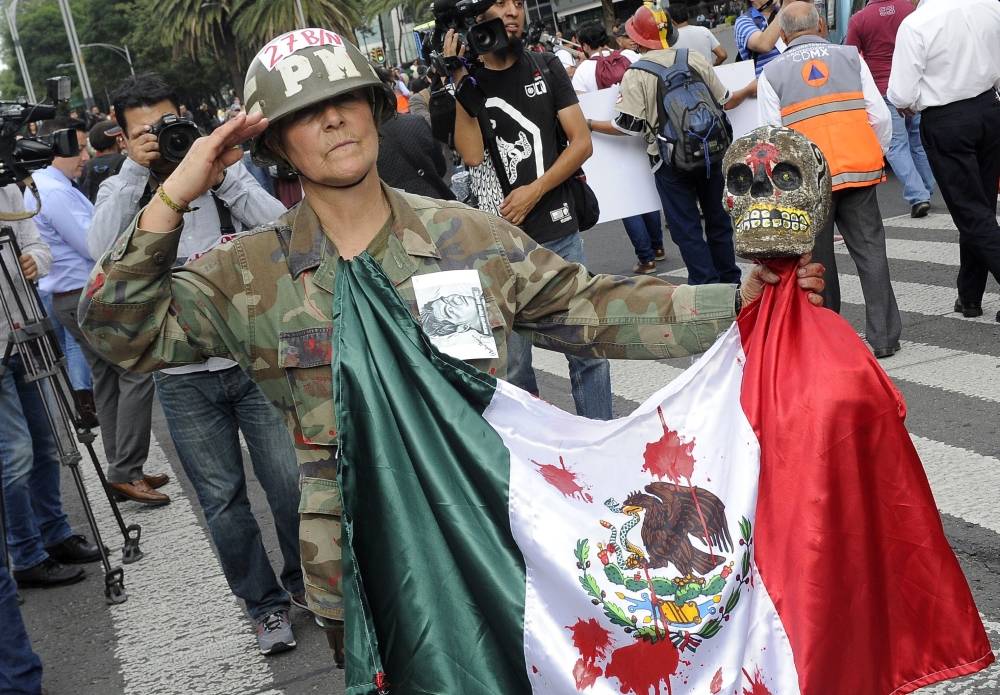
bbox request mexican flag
[333,255,994,695]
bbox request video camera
[0,77,78,189]
[421,0,509,70]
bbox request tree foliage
[0,0,411,108]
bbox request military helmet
[244,28,395,165]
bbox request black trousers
[919,89,1000,304]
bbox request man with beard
[444,0,614,421]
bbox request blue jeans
[154,367,304,621]
[40,292,92,391]
[884,95,935,206]
[0,566,42,694]
[0,356,73,571]
[621,211,665,263]
[654,164,741,286]
[506,232,614,420]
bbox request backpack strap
[210,191,236,236]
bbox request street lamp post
[294,0,306,28]
[4,0,36,102]
[55,0,95,107]
[80,43,135,76]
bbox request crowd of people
[2,0,999,692]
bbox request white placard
[714,61,761,139]
[411,270,499,361]
[578,86,663,225]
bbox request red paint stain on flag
[566,618,611,689]
[709,667,723,693]
[533,456,593,503]
[742,667,774,695]
[642,406,695,482]
[605,638,679,695]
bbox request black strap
[393,141,456,200]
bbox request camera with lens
[0,77,78,189]
[423,0,509,65]
[149,114,201,163]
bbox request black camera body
[423,0,509,64]
[0,77,78,188]
[149,114,201,163]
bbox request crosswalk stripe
[888,342,1000,403]
[835,238,960,266]
[80,433,280,695]
[529,348,1000,534]
[660,265,1000,324]
[882,212,1000,232]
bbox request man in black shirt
[446,0,613,420]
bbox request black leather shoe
[13,558,85,588]
[45,534,104,564]
[954,298,983,318]
[910,201,930,218]
[873,344,901,359]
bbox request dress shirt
[24,166,94,294]
[88,155,286,375]
[887,0,1000,111]
[0,184,52,357]
[757,44,893,153]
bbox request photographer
[1,183,104,590]
[445,0,614,421]
[88,73,303,655]
[735,0,786,77]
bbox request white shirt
[671,25,721,64]
[757,55,893,153]
[887,0,1000,111]
[572,48,640,93]
[554,47,575,70]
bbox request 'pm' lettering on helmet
[277,48,361,97]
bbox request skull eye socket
[772,163,803,191]
[727,164,753,195]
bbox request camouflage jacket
[78,184,737,619]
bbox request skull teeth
[736,208,811,235]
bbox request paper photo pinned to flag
[412,270,499,361]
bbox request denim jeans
[0,356,73,571]
[884,95,936,207]
[654,164,741,286]
[505,232,614,420]
[154,366,304,621]
[40,291,92,391]
[621,211,665,263]
[0,566,42,694]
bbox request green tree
[158,0,246,101]
[230,0,366,43]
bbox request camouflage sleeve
[495,221,737,359]
[78,218,250,372]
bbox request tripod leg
[65,460,127,604]
[79,436,143,564]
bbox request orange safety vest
[763,36,885,191]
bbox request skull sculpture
[722,126,831,260]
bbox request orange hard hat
[625,5,679,50]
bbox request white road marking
[530,348,1000,534]
[835,238,960,266]
[660,265,1000,325]
[81,432,281,695]
[882,212,1000,232]
[885,342,1000,404]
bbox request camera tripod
[0,226,143,604]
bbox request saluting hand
[159,112,269,210]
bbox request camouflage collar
[283,183,441,281]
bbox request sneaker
[255,609,296,655]
[633,261,657,274]
[653,248,666,261]
[910,201,930,218]
[13,558,85,588]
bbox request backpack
[630,49,733,177]
[592,49,631,89]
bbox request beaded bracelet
[157,186,198,214]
